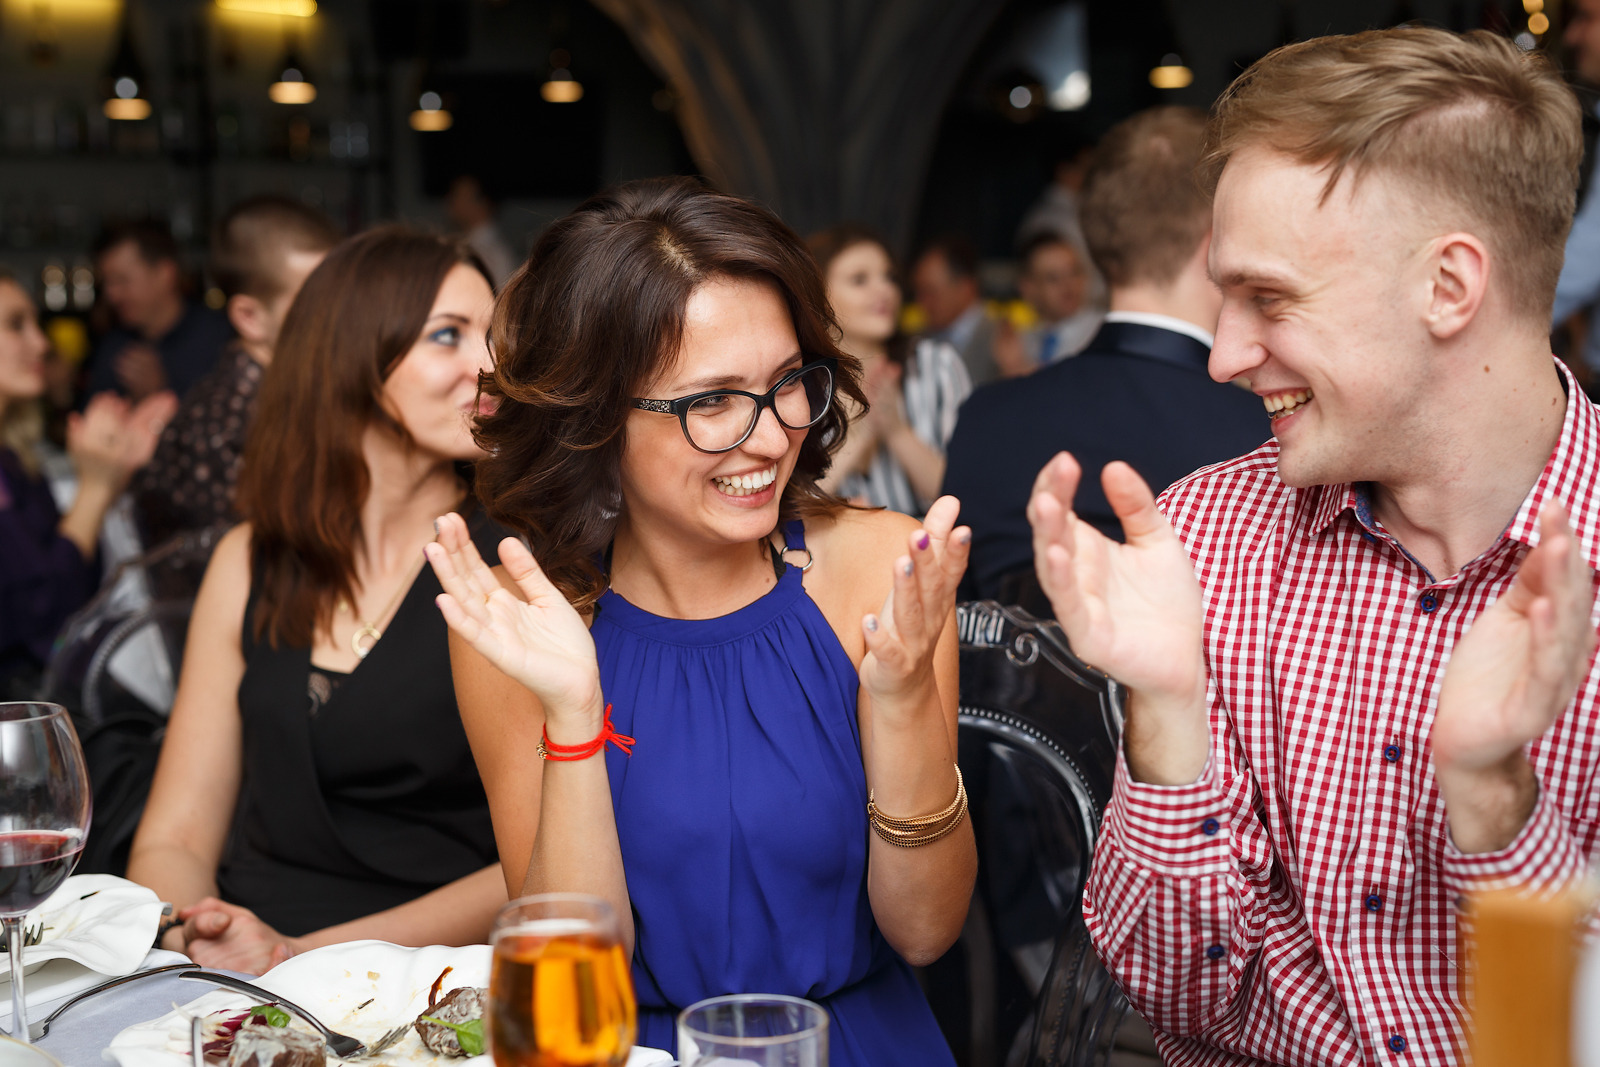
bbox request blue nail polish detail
[902,560,914,575]
[864,616,879,632]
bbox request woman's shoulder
[804,506,920,587]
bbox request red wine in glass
[0,703,91,1044]
[0,831,85,917]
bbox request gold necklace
[342,558,425,660]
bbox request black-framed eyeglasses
[632,357,837,454]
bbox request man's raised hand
[1027,453,1210,784]
[1433,503,1598,852]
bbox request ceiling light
[410,91,452,131]
[215,0,317,15]
[102,8,150,121]
[541,70,583,103]
[1528,11,1550,33]
[1149,54,1193,90]
[268,37,316,104]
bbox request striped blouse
[839,339,971,517]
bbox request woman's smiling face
[619,275,812,547]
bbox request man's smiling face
[1207,145,1445,490]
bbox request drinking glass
[0,703,91,1043]
[488,893,636,1067]
[676,995,828,1067]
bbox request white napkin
[0,875,164,983]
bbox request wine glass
[0,703,91,1044]
[487,893,636,1067]
[677,995,828,1067]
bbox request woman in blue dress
[426,178,975,1066]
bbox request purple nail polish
[915,532,930,551]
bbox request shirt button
[1201,818,1220,836]
[1383,744,1402,763]
[1388,1034,1407,1053]
[1205,944,1225,961]
[1365,894,1383,912]
[1418,593,1439,613]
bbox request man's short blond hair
[1080,106,1211,289]
[1202,27,1582,318]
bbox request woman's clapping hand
[66,390,178,491]
[858,495,970,706]
[426,512,602,720]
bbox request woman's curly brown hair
[474,177,866,611]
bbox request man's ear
[227,293,270,345]
[1425,232,1489,341]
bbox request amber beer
[489,899,637,1067]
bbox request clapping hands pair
[424,498,971,731]
[1027,452,1597,800]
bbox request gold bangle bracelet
[868,766,967,847]
[868,766,965,829]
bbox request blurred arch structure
[591,0,1005,256]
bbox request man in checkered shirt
[1028,27,1600,1067]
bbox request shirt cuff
[1102,743,1234,877]
[1442,782,1584,899]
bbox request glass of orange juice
[488,894,637,1067]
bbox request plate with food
[105,941,672,1067]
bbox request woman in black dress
[127,228,505,973]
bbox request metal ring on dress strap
[785,547,815,571]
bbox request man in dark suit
[944,106,1270,601]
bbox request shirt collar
[1307,358,1600,572]
[1102,310,1215,349]
[1503,358,1600,570]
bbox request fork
[178,970,411,1060]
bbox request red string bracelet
[537,703,636,761]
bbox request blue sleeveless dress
[591,521,955,1066]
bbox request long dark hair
[805,223,911,367]
[476,177,867,611]
[237,226,489,647]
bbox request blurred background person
[85,221,234,402]
[911,234,1008,384]
[993,230,1103,373]
[127,228,506,974]
[812,224,970,516]
[445,174,519,288]
[1016,140,1107,310]
[132,196,340,552]
[943,106,1269,602]
[0,268,174,697]
[1552,0,1600,390]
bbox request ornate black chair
[953,599,1143,1067]
[39,526,221,874]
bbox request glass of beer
[676,994,828,1067]
[489,894,636,1067]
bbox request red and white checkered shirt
[1082,359,1600,1067]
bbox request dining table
[1,951,229,1066]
